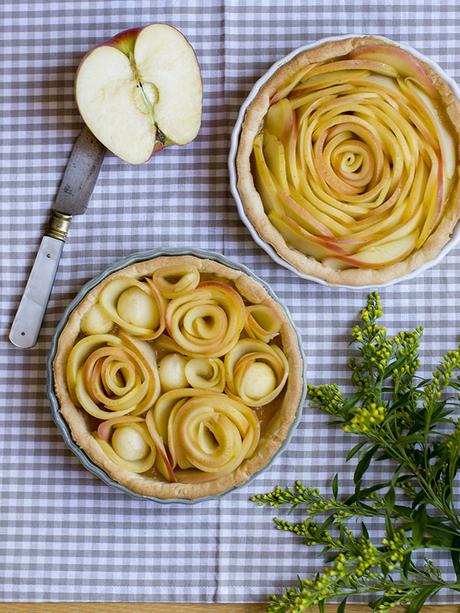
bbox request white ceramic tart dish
[48,249,305,502]
[230,35,460,288]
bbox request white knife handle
[9,235,65,348]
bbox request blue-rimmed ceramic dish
[47,247,307,504]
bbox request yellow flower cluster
[307,383,343,415]
[353,539,380,577]
[382,530,406,569]
[300,537,380,601]
[360,292,383,323]
[446,419,460,452]
[344,403,385,433]
[423,348,460,407]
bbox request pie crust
[236,36,460,286]
[53,255,304,499]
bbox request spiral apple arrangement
[65,263,289,484]
[252,44,457,270]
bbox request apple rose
[253,44,457,270]
[224,339,289,407]
[98,277,165,339]
[149,388,204,441]
[146,389,260,483]
[94,416,156,473]
[151,263,200,298]
[165,281,245,357]
[244,304,282,342]
[185,357,225,393]
[66,333,160,419]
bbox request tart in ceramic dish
[52,254,304,500]
[236,36,460,286]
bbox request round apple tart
[236,36,460,285]
[53,255,304,499]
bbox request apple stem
[156,129,166,145]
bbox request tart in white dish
[236,36,460,286]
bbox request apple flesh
[76,24,202,164]
[323,231,417,270]
[348,45,438,98]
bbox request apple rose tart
[236,36,460,285]
[53,255,304,500]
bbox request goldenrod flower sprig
[252,292,460,612]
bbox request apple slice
[76,24,202,164]
[145,410,177,482]
[348,44,438,98]
[307,59,398,79]
[324,231,418,270]
[268,211,349,260]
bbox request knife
[9,125,106,349]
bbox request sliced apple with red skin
[417,152,444,247]
[258,131,345,236]
[268,212,350,260]
[76,24,202,164]
[324,232,418,270]
[278,189,340,237]
[271,64,314,104]
[145,410,177,482]
[263,132,289,190]
[403,80,456,181]
[290,70,370,97]
[307,59,398,79]
[264,100,300,190]
[252,134,285,214]
[348,44,438,98]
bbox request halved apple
[76,24,202,164]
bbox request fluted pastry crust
[53,255,304,499]
[236,36,460,285]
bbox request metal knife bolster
[46,210,72,241]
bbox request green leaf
[354,444,379,485]
[407,585,440,612]
[337,597,348,613]
[412,506,427,547]
[393,504,412,517]
[423,522,458,547]
[332,474,338,498]
[346,440,366,461]
[385,486,395,512]
[347,481,389,505]
[385,511,394,539]
[401,551,411,579]
[451,536,460,580]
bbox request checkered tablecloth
[1,0,459,604]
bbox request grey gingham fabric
[1,0,459,604]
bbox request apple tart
[53,255,304,499]
[236,36,460,285]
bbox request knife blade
[9,125,106,349]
